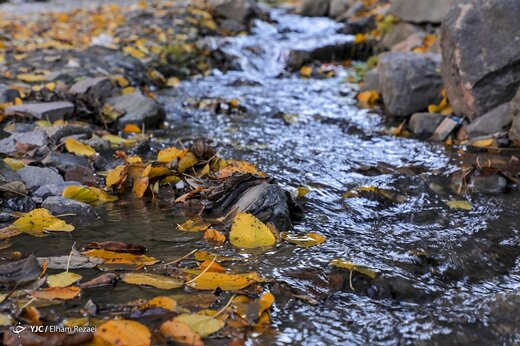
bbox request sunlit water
[9,9,520,345]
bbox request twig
[162,249,196,267]
[66,241,76,272]
[185,255,216,284]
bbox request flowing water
[10,9,520,345]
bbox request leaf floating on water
[31,286,81,300]
[0,208,74,238]
[296,186,310,198]
[103,134,135,146]
[83,241,146,255]
[145,296,177,311]
[177,219,211,232]
[203,228,226,243]
[329,259,378,279]
[121,273,183,290]
[94,320,151,346]
[173,314,225,337]
[82,249,159,265]
[187,272,252,291]
[194,251,240,262]
[229,212,276,249]
[160,320,203,346]
[47,271,82,288]
[62,185,98,204]
[232,292,275,325]
[281,232,326,247]
[446,200,472,211]
[65,137,97,157]
[199,260,226,273]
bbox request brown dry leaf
[203,229,226,243]
[216,161,265,179]
[31,286,81,300]
[82,249,159,265]
[94,320,151,346]
[65,137,97,157]
[121,273,183,290]
[160,320,203,346]
[83,241,146,255]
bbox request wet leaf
[296,186,310,198]
[47,271,82,288]
[471,138,495,148]
[232,292,275,324]
[194,251,240,262]
[187,272,252,291]
[199,260,226,273]
[0,208,74,237]
[329,259,378,279]
[216,161,265,179]
[157,147,185,163]
[229,212,276,249]
[65,137,97,157]
[281,232,325,247]
[446,200,472,211]
[160,320,203,346]
[95,320,151,346]
[89,187,118,202]
[203,229,226,243]
[121,273,183,290]
[178,152,199,173]
[62,185,98,204]
[3,158,25,170]
[145,296,177,311]
[0,254,41,286]
[82,249,159,266]
[132,164,151,197]
[17,73,48,83]
[106,165,128,187]
[357,90,379,108]
[83,241,146,255]
[103,134,135,146]
[123,123,142,134]
[31,286,81,300]
[173,314,225,337]
[38,250,103,270]
[177,219,211,232]
[299,66,312,77]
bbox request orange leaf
[160,320,203,346]
[31,286,80,300]
[203,229,226,243]
[82,249,159,265]
[95,320,151,346]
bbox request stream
[10,8,520,345]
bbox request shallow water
[10,8,520,345]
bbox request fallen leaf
[3,158,25,170]
[95,320,151,346]
[106,165,128,188]
[102,134,135,146]
[357,90,379,108]
[446,200,472,211]
[203,229,226,243]
[178,152,198,173]
[173,314,225,337]
[160,320,203,346]
[62,185,98,204]
[145,296,177,311]
[89,187,118,202]
[299,66,312,77]
[123,123,141,134]
[471,138,495,148]
[17,73,48,83]
[281,232,326,247]
[83,241,146,255]
[329,259,378,279]
[0,208,74,237]
[156,147,185,163]
[177,219,211,232]
[175,187,203,203]
[187,272,252,291]
[65,137,97,157]
[194,251,240,262]
[216,161,265,179]
[82,249,159,266]
[121,273,183,290]
[0,254,41,286]
[229,213,276,249]
[47,272,82,288]
[132,164,151,197]
[31,286,81,300]
[296,186,310,198]
[199,260,226,273]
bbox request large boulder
[441,0,520,121]
[390,0,461,24]
[208,0,260,24]
[378,52,443,117]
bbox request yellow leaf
[446,200,472,211]
[3,158,25,170]
[187,272,253,291]
[89,187,118,202]
[173,314,225,337]
[297,186,310,198]
[47,272,82,288]
[124,46,146,59]
[65,137,96,157]
[103,134,135,146]
[17,73,48,83]
[123,123,141,134]
[166,77,181,88]
[45,82,56,92]
[0,208,74,237]
[203,229,226,243]
[199,260,226,273]
[132,164,151,197]
[121,273,183,290]
[31,286,81,300]
[329,259,378,279]
[177,219,211,232]
[194,251,239,262]
[106,165,128,187]
[94,320,151,346]
[157,147,185,163]
[178,152,198,173]
[299,66,312,77]
[357,90,379,108]
[216,161,265,179]
[229,212,276,248]
[112,75,129,87]
[146,296,177,311]
[354,33,367,44]
[148,167,170,179]
[62,185,98,204]
[82,249,159,266]
[35,120,52,127]
[160,320,203,346]
[471,138,495,148]
[281,232,326,247]
[122,86,137,95]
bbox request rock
[329,0,350,18]
[390,0,461,24]
[18,166,64,191]
[507,89,520,141]
[361,68,380,92]
[64,166,96,185]
[45,124,93,143]
[69,77,113,100]
[233,184,292,232]
[408,113,444,136]
[42,152,90,173]
[0,128,48,155]
[391,33,426,52]
[441,0,520,120]
[41,196,99,219]
[342,16,376,35]
[106,93,165,130]
[0,85,20,103]
[430,117,459,141]
[469,173,507,194]
[0,160,22,186]
[300,0,329,17]
[342,1,363,19]
[466,103,513,138]
[33,182,82,199]
[5,101,74,122]
[208,0,260,24]
[287,39,354,70]
[382,22,424,50]
[378,52,443,117]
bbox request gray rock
[233,183,291,232]
[5,102,74,122]
[69,77,113,100]
[470,174,507,195]
[0,85,20,103]
[408,113,444,136]
[431,117,459,141]
[300,0,329,17]
[0,160,22,186]
[441,0,520,120]
[18,166,63,191]
[106,93,165,130]
[506,88,520,140]
[208,0,260,24]
[382,22,424,50]
[45,124,93,143]
[42,152,90,173]
[378,52,443,117]
[287,39,354,70]
[391,33,426,52]
[390,0,461,23]
[466,103,513,138]
[361,68,380,92]
[329,0,350,18]
[41,196,99,219]
[0,128,48,155]
[342,1,363,19]
[33,182,82,199]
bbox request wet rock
[329,0,351,18]
[18,166,64,191]
[287,39,354,70]
[208,0,260,24]
[42,152,90,173]
[441,0,520,120]
[106,93,165,130]
[378,52,443,117]
[64,166,96,185]
[0,128,48,155]
[390,0,461,24]
[5,101,74,122]
[382,22,424,50]
[1,196,37,213]
[69,77,113,100]
[45,124,93,143]
[41,196,99,219]
[466,102,513,138]
[469,173,507,195]
[33,182,82,199]
[430,117,459,141]
[0,160,22,186]
[300,0,329,17]
[361,68,380,92]
[342,16,375,35]
[408,113,444,136]
[0,85,20,103]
